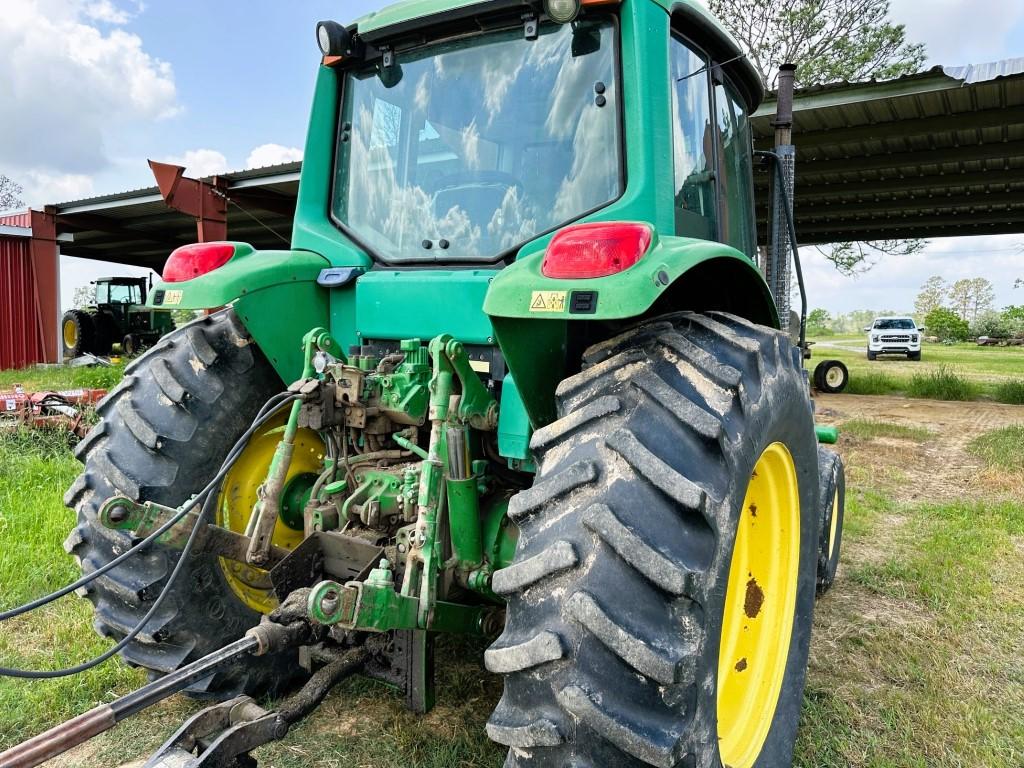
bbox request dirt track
[814,393,1024,503]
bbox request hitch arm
[0,621,308,768]
[0,635,258,768]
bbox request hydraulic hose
[0,392,297,622]
[0,393,301,678]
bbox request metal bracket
[98,495,292,567]
[144,696,287,768]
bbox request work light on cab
[316,20,354,58]
[544,0,581,23]
[162,242,235,283]
[541,221,652,278]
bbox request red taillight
[541,222,652,279]
[162,243,235,283]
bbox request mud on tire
[486,311,819,768]
[64,309,299,697]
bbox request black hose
[0,392,297,623]
[0,393,301,678]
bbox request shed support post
[767,63,797,336]
[29,207,59,363]
[148,160,228,242]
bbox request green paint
[354,271,497,345]
[497,375,532,462]
[484,235,772,321]
[340,469,406,526]
[481,496,517,574]
[816,425,839,444]
[280,474,316,530]
[446,478,484,569]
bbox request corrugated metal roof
[52,162,300,270]
[751,59,1024,243]
[0,210,31,228]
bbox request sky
[0,0,1022,313]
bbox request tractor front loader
[2,1,847,766]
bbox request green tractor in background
[61,276,175,359]
[61,0,847,765]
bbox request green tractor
[58,0,846,765]
[61,276,175,358]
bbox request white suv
[865,316,922,360]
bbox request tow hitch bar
[0,618,362,768]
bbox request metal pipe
[0,635,257,768]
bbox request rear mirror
[918,327,925,332]
[572,27,601,57]
[863,326,871,332]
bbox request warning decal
[529,290,567,313]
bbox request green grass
[808,338,1024,402]
[796,493,1024,767]
[906,365,977,401]
[839,418,931,441]
[968,425,1024,472]
[0,428,147,748]
[844,371,902,396]
[0,361,126,392]
[995,379,1024,405]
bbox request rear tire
[866,350,877,361]
[62,310,94,358]
[908,351,921,361]
[487,312,819,768]
[815,447,845,596]
[64,310,300,697]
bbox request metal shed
[751,60,1024,243]
[0,211,58,369]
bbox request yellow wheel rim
[216,414,324,614]
[717,442,801,768]
[63,319,78,348]
[827,475,840,559]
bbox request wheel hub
[716,442,801,768]
[216,414,324,614]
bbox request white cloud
[159,148,230,178]
[84,0,132,24]
[245,143,303,168]
[0,0,177,187]
[20,171,95,206]
[889,0,1024,65]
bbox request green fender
[146,242,331,382]
[484,231,778,427]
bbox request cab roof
[351,0,762,110]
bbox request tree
[72,284,94,309]
[924,307,969,342]
[806,307,832,335]
[0,174,23,211]
[708,0,927,275]
[948,279,972,321]
[708,0,925,88]
[968,277,995,323]
[914,275,947,318]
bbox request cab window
[670,34,757,258]
[714,82,757,257]
[670,36,716,241]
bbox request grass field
[808,335,1024,402]
[1,364,1023,767]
